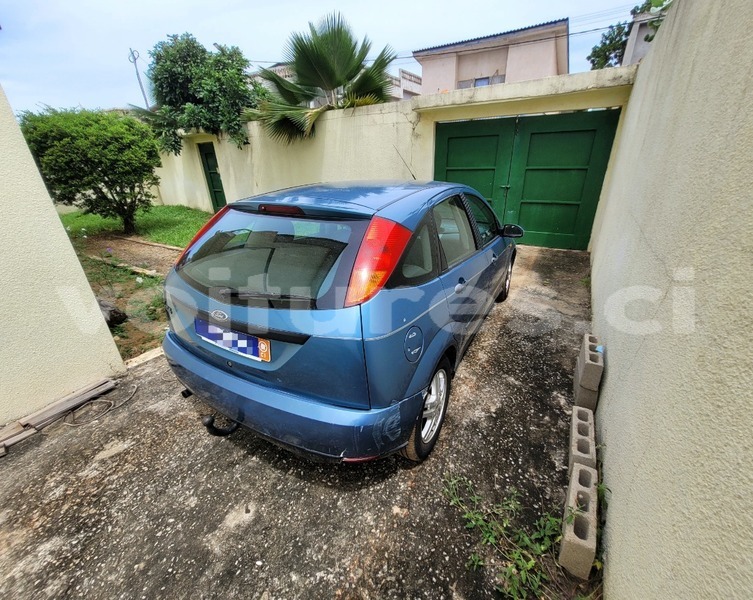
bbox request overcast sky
[0,0,638,113]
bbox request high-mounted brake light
[258,204,305,216]
[345,216,412,307]
[175,205,231,266]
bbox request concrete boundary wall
[589,1,753,597]
[155,66,636,213]
[0,86,125,425]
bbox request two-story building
[413,19,569,94]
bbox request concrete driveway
[0,247,591,599]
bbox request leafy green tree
[246,13,396,143]
[20,108,161,234]
[137,33,268,154]
[587,1,667,70]
[587,21,632,69]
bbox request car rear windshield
[176,208,368,310]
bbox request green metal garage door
[434,110,620,249]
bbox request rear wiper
[216,288,317,308]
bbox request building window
[474,77,490,87]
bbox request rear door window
[432,195,477,268]
[463,194,499,247]
[177,208,368,309]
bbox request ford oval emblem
[210,309,229,322]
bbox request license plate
[194,318,271,362]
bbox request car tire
[401,357,452,462]
[496,259,513,302]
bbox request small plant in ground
[467,552,485,571]
[443,474,562,599]
[111,323,128,339]
[140,290,167,321]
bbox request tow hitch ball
[201,414,240,437]
[180,388,238,436]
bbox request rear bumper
[163,332,424,460]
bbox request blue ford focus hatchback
[163,182,523,462]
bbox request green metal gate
[434,110,620,249]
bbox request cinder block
[573,367,599,410]
[569,407,596,473]
[577,334,604,392]
[559,464,599,580]
[580,333,601,356]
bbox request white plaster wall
[505,38,557,83]
[0,86,125,425]
[589,1,753,597]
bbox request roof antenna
[393,144,417,180]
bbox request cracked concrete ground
[0,246,591,599]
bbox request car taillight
[175,205,231,266]
[345,216,412,307]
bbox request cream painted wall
[155,136,212,211]
[0,86,125,425]
[589,1,753,597]
[156,67,636,210]
[155,133,254,213]
[246,100,423,194]
[506,38,557,83]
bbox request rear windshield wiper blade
[216,288,317,307]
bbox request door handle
[454,278,466,294]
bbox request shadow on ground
[0,246,591,599]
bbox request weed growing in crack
[443,474,562,599]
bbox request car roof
[234,181,461,214]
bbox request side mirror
[501,224,525,238]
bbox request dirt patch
[81,235,180,276]
[86,265,166,360]
[72,234,173,360]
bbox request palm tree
[246,13,396,143]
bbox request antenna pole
[128,48,150,109]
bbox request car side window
[432,195,477,267]
[464,194,498,247]
[389,218,438,288]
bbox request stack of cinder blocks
[559,333,604,580]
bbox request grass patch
[60,205,212,247]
